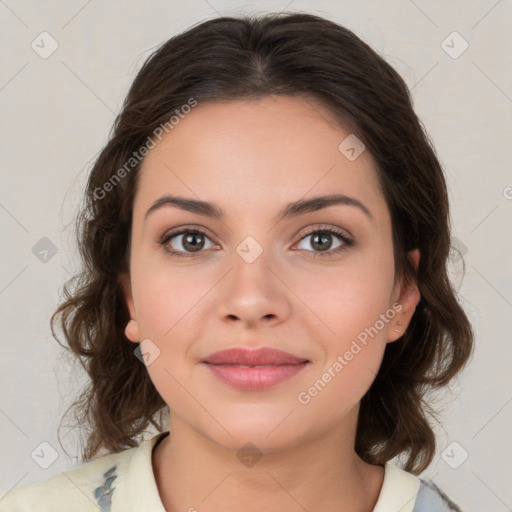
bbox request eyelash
[159,225,354,259]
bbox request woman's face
[121,94,420,453]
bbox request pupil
[184,233,204,251]
[312,233,331,251]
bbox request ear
[118,272,140,343]
[388,249,421,343]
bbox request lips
[202,347,309,366]
[202,347,310,390]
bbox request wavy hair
[51,12,474,474]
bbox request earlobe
[125,319,140,343]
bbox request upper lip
[202,347,309,366]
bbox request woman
[0,12,473,512]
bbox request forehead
[134,95,387,224]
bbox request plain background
[1,0,511,510]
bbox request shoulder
[374,462,463,512]
[413,478,464,512]
[0,444,137,512]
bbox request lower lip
[203,362,310,390]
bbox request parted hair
[51,12,474,474]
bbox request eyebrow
[144,193,374,224]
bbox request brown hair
[51,12,474,474]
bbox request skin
[120,94,421,512]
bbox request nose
[216,247,291,328]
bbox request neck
[152,406,385,512]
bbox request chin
[200,418,307,455]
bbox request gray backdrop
[1,1,511,510]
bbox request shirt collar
[113,431,420,512]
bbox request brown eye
[181,232,206,252]
[161,228,215,257]
[295,227,354,258]
[310,232,335,251]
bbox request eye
[294,226,354,258]
[160,227,216,258]
[159,225,354,259]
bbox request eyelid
[295,223,352,241]
[160,223,351,242]
[159,225,218,248]
[160,223,215,240]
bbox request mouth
[201,347,310,390]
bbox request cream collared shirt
[0,431,459,511]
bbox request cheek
[130,261,213,393]
[130,252,208,337]
[298,251,395,340]
[294,251,395,398]
[297,275,393,415]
